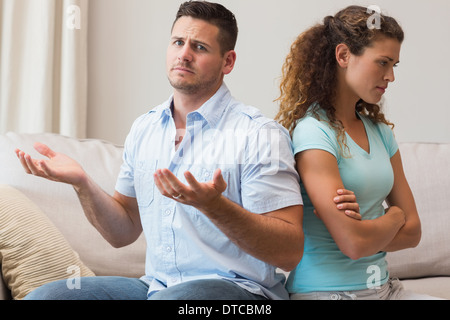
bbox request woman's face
[345,37,401,104]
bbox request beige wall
[87,0,450,145]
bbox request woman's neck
[334,79,360,126]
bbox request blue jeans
[23,276,268,300]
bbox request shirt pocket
[192,166,214,183]
[134,160,157,208]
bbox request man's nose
[178,43,193,62]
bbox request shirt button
[164,209,172,216]
[166,246,172,252]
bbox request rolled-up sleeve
[115,121,138,198]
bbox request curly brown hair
[275,5,404,151]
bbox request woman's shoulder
[294,109,335,137]
[292,110,339,157]
[360,114,398,157]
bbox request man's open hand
[154,168,227,213]
[15,142,86,187]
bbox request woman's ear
[335,43,351,68]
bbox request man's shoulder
[226,100,278,128]
[133,100,171,125]
[124,102,171,145]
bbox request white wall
[87,0,450,145]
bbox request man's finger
[39,160,57,179]
[24,154,44,177]
[184,170,201,191]
[15,150,32,174]
[156,168,191,199]
[212,168,227,192]
[34,142,57,159]
[154,171,169,197]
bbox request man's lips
[172,66,194,74]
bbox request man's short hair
[172,1,238,55]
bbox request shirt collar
[149,82,231,128]
[148,96,174,124]
[193,82,230,128]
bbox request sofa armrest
[0,270,12,300]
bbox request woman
[276,6,436,300]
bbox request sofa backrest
[1,132,449,281]
[386,142,450,279]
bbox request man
[16,1,356,300]
[17,1,302,300]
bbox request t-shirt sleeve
[378,123,399,158]
[291,116,340,159]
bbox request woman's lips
[376,86,387,93]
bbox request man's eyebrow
[170,36,211,48]
[171,35,184,41]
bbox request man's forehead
[171,16,219,42]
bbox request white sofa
[0,132,449,299]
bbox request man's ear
[335,43,351,68]
[223,50,236,75]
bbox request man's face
[166,16,230,96]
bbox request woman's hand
[314,188,361,220]
[334,189,361,220]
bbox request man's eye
[174,40,183,46]
[196,44,206,51]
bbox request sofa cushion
[386,143,450,279]
[0,132,146,278]
[401,277,450,300]
[0,185,95,299]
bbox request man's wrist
[72,172,90,194]
[199,194,227,217]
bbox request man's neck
[173,83,222,112]
[171,82,223,128]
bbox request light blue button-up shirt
[115,83,302,299]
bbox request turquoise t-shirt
[286,109,398,293]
